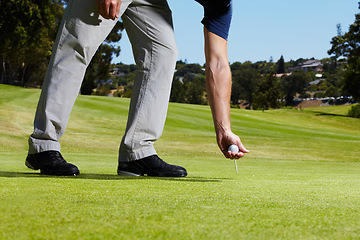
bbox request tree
[252,74,282,111]
[0,0,124,91]
[231,66,262,107]
[328,4,360,101]
[170,74,206,105]
[276,55,285,73]
[325,85,340,98]
[0,0,65,86]
[281,71,309,106]
[253,60,275,74]
[186,75,206,105]
[175,63,204,77]
[170,78,186,103]
[169,62,207,105]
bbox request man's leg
[117,0,186,177]
[119,0,178,161]
[27,0,132,175]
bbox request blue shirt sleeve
[196,0,232,40]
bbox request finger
[97,0,101,14]
[103,0,111,19]
[236,152,245,158]
[115,0,121,18]
[97,0,103,17]
[223,150,231,159]
[226,150,243,159]
[232,151,244,159]
[228,151,235,159]
[98,1,107,19]
[109,4,116,20]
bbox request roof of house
[301,59,322,67]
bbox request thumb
[238,142,249,153]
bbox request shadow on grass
[0,171,229,182]
[310,111,350,117]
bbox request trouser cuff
[118,146,157,162]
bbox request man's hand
[217,129,249,159]
[97,0,122,20]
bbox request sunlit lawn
[1,84,359,239]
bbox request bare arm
[97,0,122,20]
[204,28,249,159]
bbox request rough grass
[1,84,360,240]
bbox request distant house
[109,68,125,76]
[275,73,292,78]
[110,68,119,74]
[289,59,323,73]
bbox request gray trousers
[28,0,178,162]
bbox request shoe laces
[47,151,66,165]
[141,155,171,170]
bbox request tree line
[1,0,65,86]
[103,56,349,110]
[1,1,359,116]
[0,0,122,90]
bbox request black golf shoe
[117,155,187,177]
[25,150,80,176]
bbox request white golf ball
[228,144,239,153]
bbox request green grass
[1,84,360,239]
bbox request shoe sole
[117,170,141,176]
[147,172,187,177]
[27,160,79,176]
[117,169,187,177]
[25,161,39,170]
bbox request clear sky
[112,0,359,65]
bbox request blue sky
[113,0,359,65]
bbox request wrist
[214,121,231,135]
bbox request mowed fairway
[1,84,360,239]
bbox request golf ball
[228,144,239,153]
